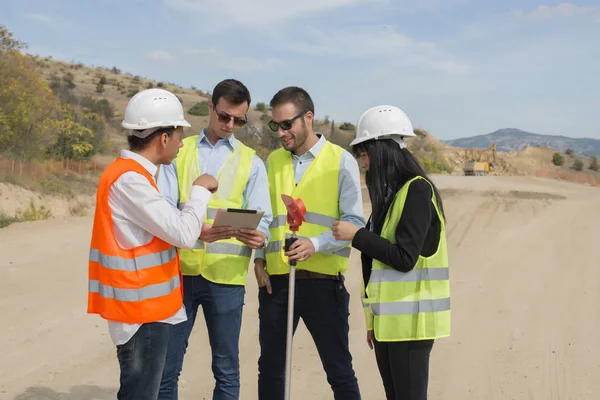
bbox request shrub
[188,102,209,116]
[339,122,355,131]
[552,152,564,166]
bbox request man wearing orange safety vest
[87,88,218,400]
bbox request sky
[1,0,599,140]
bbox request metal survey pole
[284,232,298,400]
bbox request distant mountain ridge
[444,128,600,156]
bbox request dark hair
[211,79,251,107]
[270,86,315,115]
[128,127,175,152]
[353,139,446,232]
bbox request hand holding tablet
[212,208,265,230]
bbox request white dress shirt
[105,150,211,345]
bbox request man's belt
[277,270,344,281]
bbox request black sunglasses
[268,110,307,132]
[214,106,247,127]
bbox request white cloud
[25,13,53,23]
[23,12,77,31]
[146,50,173,62]
[184,48,286,71]
[513,3,599,20]
[146,48,286,72]
[24,13,63,30]
[164,0,369,25]
[278,26,472,74]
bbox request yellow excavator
[463,143,497,176]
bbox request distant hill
[444,128,600,156]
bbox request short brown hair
[212,79,251,107]
[127,127,175,151]
[270,86,314,115]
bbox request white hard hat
[350,105,415,148]
[122,88,191,138]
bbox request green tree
[552,152,564,166]
[256,102,267,112]
[339,122,355,131]
[572,159,584,171]
[188,102,209,116]
[0,48,58,160]
[0,25,27,52]
[47,104,95,160]
[589,156,599,171]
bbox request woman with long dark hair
[332,105,451,400]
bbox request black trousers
[373,338,434,400]
[257,276,361,399]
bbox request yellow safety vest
[362,176,451,341]
[175,135,255,285]
[265,141,351,276]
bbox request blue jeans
[257,275,361,400]
[116,322,170,400]
[159,274,245,400]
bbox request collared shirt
[106,149,212,345]
[157,130,273,252]
[255,133,366,259]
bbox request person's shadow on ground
[13,384,115,400]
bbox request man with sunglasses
[157,79,272,400]
[254,86,365,399]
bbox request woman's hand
[332,221,360,241]
[367,329,374,350]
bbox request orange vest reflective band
[87,157,183,324]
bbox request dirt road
[1,175,599,399]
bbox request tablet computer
[212,208,265,230]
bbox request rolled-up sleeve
[244,155,272,261]
[156,161,180,210]
[110,172,211,249]
[310,151,366,254]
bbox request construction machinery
[463,143,497,176]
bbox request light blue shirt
[157,130,273,254]
[255,133,366,259]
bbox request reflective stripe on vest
[89,274,181,302]
[269,211,338,230]
[369,297,450,316]
[265,141,350,276]
[186,239,252,256]
[364,176,450,342]
[367,267,449,283]
[175,135,255,285]
[87,158,183,324]
[89,247,177,271]
[266,235,351,258]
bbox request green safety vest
[175,135,255,285]
[265,141,351,275]
[362,176,451,341]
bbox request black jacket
[351,179,441,288]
